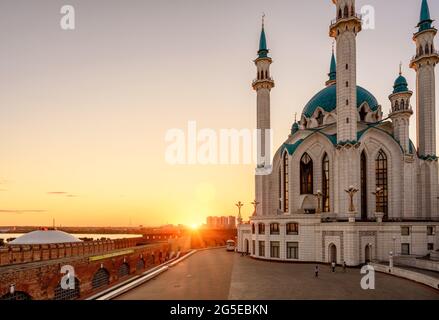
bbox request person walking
[315,265,319,278]
[331,261,336,273]
[343,261,347,273]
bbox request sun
[190,223,200,230]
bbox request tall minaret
[410,0,439,220]
[410,0,439,158]
[389,65,413,154]
[329,0,362,143]
[253,16,274,169]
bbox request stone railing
[0,237,144,267]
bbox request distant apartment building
[206,216,236,230]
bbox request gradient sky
[1,0,438,227]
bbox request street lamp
[314,190,323,213]
[236,201,244,224]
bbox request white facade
[238,0,439,266]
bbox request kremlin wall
[0,228,236,300]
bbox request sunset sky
[1,0,438,227]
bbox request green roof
[328,51,336,81]
[258,27,269,58]
[393,75,409,94]
[302,84,379,118]
[418,0,433,32]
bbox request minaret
[329,0,362,143]
[253,16,274,169]
[410,0,439,157]
[389,65,413,154]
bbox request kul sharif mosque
[237,0,439,266]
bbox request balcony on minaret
[410,47,439,68]
[252,77,275,90]
[329,13,362,37]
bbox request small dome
[291,122,299,134]
[393,75,409,94]
[302,84,379,118]
[9,230,82,245]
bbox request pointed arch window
[300,153,313,195]
[322,153,330,212]
[359,107,367,122]
[283,152,289,212]
[278,166,282,210]
[316,111,324,126]
[361,151,368,220]
[343,6,349,18]
[376,150,388,218]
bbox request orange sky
[1,0,438,226]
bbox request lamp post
[314,190,323,214]
[372,187,384,222]
[236,201,244,224]
[251,200,260,217]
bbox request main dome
[302,84,379,118]
[9,230,82,245]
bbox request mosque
[237,0,439,266]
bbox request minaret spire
[418,0,433,32]
[326,44,337,86]
[258,13,269,59]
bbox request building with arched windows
[238,0,439,266]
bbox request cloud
[0,210,47,214]
[47,192,79,198]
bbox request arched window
[401,99,405,109]
[338,8,342,19]
[252,224,255,234]
[300,153,313,194]
[54,278,80,300]
[395,100,399,110]
[283,152,289,212]
[419,46,424,56]
[359,106,367,121]
[92,268,110,290]
[361,151,368,220]
[278,167,282,210]
[322,153,330,212]
[376,150,388,218]
[350,5,355,16]
[136,259,145,271]
[286,223,299,235]
[265,70,268,79]
[270,223,280,235]
[0,291,32,301]
[344,5,348,17]
[425,44,430,55]
[316,111,324,126]
[258,223,265,235]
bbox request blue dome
[393,75,409,94]
[302,84,379,118]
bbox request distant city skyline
[1,0,439,226]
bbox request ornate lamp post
[236,201,244,224]
[251,200,260,217]
[344,186,359,222]
[314,190,323,214]
[372,187,384,222]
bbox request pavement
[116,248,439,300]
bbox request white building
[237,0,439,266]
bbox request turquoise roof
[282,139,304,155]
[291,122,299,135]
[258,26,269,58]
[328,51,336,81]
[393,74,409,94]
[302,84,379,118]
[418,0,433,32]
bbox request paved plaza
[117,248,439,300]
